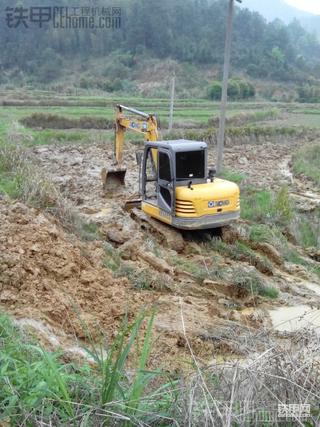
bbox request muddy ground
[1,137,320,369]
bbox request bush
[207,81,222,100]
[207,79,255,101]
[297,84,320,103]
[227,80,240,99]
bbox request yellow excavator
[101,104,240,230]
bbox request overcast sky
[285,0,320,14]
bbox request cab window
[159,151,172,181]
[176,150,205,180]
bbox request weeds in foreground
[0,312,177,426]
[1,308,320,425]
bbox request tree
[208,81,222,100]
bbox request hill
[240,0,320,38]
[239,0,313,22]
[1,0,320,94]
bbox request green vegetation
[2,0,320,91]
[116,264,156,290]
[294,211,320,248]
[21,113,113,130]
[208,79,255,100]
[297,85,320,103]
[31,129,87,146]
[209,239,274,276]
[248,222,320,277]
[292,143,320,186]
[234,269,279,299]
[80,222,102,241]
[208,109,281,127]
[0,144,56,207]
[0,143,103,240]
[171,256,226,284]
[241,187,293,226]
[219,169,246,185]
[0,312,176,425]
[103,244,162,289]
[103,243,122,272]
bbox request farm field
[1,92,320,424]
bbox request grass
[103,243,122,272]
[233,268,279,299]
[209,239,274,276]
[241,186,293,226]
[103,244,162,290]
[292,143,320,186]
[170,255,226,284]
[31,129,87,145]
[0,143,107,241]
[0,99,318,152]
[0,311,176,425]
[0,144,56,206]
[293,209,320,249]
[116,264,156,290]
[79,222,102,241]
[219,169,246,184]
[248,223,320,278]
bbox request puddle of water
[269,305,320,333]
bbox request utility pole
[168,72,175,132]
[216,0,241,174]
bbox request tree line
[1,0,320,84]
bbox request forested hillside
[1,0,320,88]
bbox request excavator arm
[101,104,158,190]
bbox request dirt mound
[0,200,231,367]
[0,201,144,339]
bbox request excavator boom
[102,104,158,191]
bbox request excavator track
[130,207,185,253]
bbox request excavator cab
[141,140,240,230]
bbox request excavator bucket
[101,165,127,191]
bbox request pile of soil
[0,200,227,367]
[0,201,145,339]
